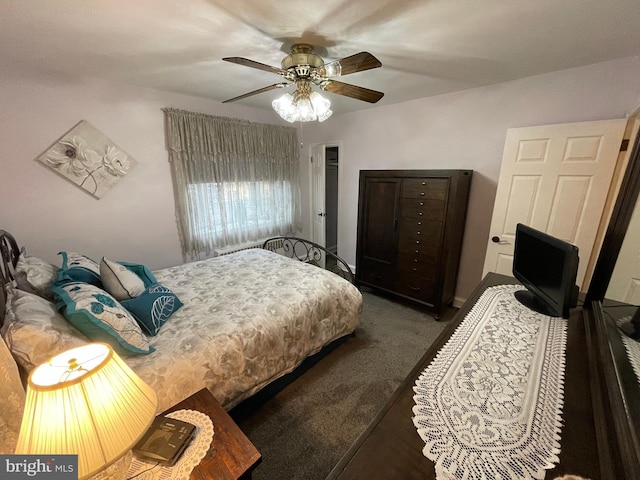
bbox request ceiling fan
[222,44,384,118]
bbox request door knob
[317,212,326,217]
[491,236,509,245]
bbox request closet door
[356,177,401,289]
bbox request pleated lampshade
[16,343,158,480]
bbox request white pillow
[100,257,146,301]
[0,335,24,454]
[14,253,58,301]
[2,285,89,373]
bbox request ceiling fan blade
[319,52,382,77]
[223,57,287,76]
[321,80,384,103]
[222,83,290,103]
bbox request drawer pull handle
[419,212,423,216]
[418,221,422,225]
[414,259,419,262]
[415,250,419,254]
[417,231,421,235]
[419,202,424,206]
[416,240,420,244]
[409,286,421,291]
[412,268,418,272]
[420,192,425,196]
[422,182,426,185]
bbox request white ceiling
[2,0,640,115]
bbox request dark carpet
[234,289,453,480]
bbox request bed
[0,230,363,452]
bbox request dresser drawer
[397,252,438,270]
[393,274,436,303]
[397,218,443,241]
[402,178,449,200]
[397,235,441,258]
[396,258,437,279]
[400,198,446,220]
[358,259,394,289]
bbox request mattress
[125,248,363,411]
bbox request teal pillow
[57,251,103,287]
[118,261,158,288]
[51,281,154,356]
[121,284,183,336]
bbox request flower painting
[38,120,136,198]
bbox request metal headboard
[0,230,20,328]
[262,236,356,285]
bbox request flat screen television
[512,223,579,318]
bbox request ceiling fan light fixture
[223,44,382,113]
[310,91,332,122]
[272,85,333,123]
[317,109,333,122]
[321,61,342,77]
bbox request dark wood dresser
[326,273,598,480]
[355,169,472,317]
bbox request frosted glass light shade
[309,92,332,122]
[272,93,295,121]
[272,87,333,123]
[16,343,158,480]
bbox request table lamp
[15,343,158,480]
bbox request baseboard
[453,296,466,308]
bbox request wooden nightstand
[162,388,261,480]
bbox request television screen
[512,223,579,318]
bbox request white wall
[2,58,640,303]
[0,66,284,269]
[300,56,640,303]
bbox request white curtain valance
[163,107,298,160]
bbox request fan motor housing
[281,43,324,78]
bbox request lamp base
[88,450,132,480]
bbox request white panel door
[483,119,627,290]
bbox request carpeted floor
[234,289,453,480]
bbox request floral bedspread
[125,248,363,411]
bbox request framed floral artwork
[38,120,136,199]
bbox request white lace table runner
[126,409,214,480]
[413,285,567,480]
[616,316,640,384]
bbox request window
[187,180,298,246]
[163,108,301,259]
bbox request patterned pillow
[100,257,146,301]
[0,335,24,454]
[14,253,58,301]
[51,281,154,356]
[118,261,158,287]
[121,283,183,336]
[2,285,88,372]
[57,251,102,287]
